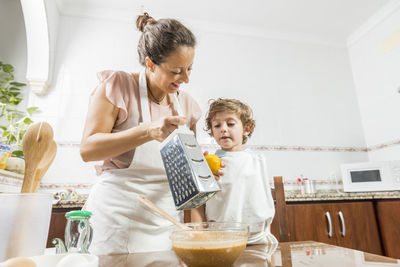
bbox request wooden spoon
[6,122,55,259]
[21,122,54,193]
[31,140,57,192]
[137,195,191,230]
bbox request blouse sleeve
[92,70,133,126]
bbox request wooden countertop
[97,241,400,266]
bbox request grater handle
[137,195,191,230]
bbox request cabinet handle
[338,211,346,237]
[325,211,333,238]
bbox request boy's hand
[204,151,225,181]
[214,161,225,181]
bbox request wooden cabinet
[286,201,382,255]
[46,208,75,248]
[286,203,338,245]
[375,200,400,259]
[332,202,382,254]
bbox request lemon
[205,154,222,175]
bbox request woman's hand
[147,116,186,142]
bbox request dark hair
[205,98,256,144]
[136,13,196,66]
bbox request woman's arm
[80,85,186,162]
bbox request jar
[0,144,11,170]
[64,210,93,253]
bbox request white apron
[85,70,181,255]
[205,150,278,245]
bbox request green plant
[0,61,38,156]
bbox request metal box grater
[160,129,220,210]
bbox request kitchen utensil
[31,140,57,192]
[2,122,56,260]
[160,94,220,210]
[170,222,249,267]
[137,195,191,230]
[21,122,55,193]
[0,193,53,261]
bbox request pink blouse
[92,70,202,175]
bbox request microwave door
[350,170,382,183]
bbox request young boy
[192,98,277,244]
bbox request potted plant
[0,61,38,174]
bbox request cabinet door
[46,209,68,248]
[375,200,400,258]
[286,203,338,245]
[332,202,382,255]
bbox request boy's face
[211,111,249,152]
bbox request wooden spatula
[21,122,55,193]
[137,195,191,230]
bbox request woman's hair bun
[136,12,156,32]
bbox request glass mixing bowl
[170,222,249,267]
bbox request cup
[303,179,316,194]
[0,193,53,261]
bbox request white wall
[0,0,28,101]
[348,4,400,162]
[190,29,366,148]
[22,14,370,189]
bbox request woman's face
[148,46,195,94]
[211,111,249,152]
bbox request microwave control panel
[391,163,400,184]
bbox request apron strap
[139,69,186,122]
[139,70,151,123]
[172,92,184,117]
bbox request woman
[80,13,202,254]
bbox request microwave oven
[340,161,400,192]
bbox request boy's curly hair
[205,98,256,144]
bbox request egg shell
[56,254,89,267]
[1,257,37,267]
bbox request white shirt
[205,149,277,244]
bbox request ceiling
[55,0,391,45]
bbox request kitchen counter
[51,190,400,209]
[285,190,400,202]
[53,197,87,209]
[96,241,400,266]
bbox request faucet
[52,238,67,254]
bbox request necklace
[147,86,166,104]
